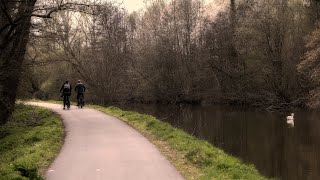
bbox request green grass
[29,100,268,179]
[0,104,64,180]
[89,105,268,180]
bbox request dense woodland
[2,0,320,124]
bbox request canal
[119,104,320,180]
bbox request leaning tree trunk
[0,0,37,125]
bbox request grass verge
[29,100,267,179]
[89,105,268,180]
[0,104,64,180]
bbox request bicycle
[62,94,71,110]
[66,96,71,110]
[78,94,84,108]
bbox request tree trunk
[230,0,236,29]
[0,0,37,125]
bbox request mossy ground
[0,104,64,180]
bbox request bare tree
[16,0,320,109]
[0,0,94,125]
[30,2,133,104]
[0,0,38,125]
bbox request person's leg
[81,93,85,106]
[78,93,83,105]
[66,95,70,108]
[77,94,80,106]
[63,95,67,109]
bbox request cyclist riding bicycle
[60,81,72,110]
[75,80,86,107]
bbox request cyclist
[60,81,72,110]
[75,80,86,106]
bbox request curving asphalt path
[28,102,184,180]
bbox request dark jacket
[60,83,72,95]
[75,83,86,94]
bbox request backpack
[64,83,71,90]
[76,83,85,93]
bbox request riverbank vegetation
[90,104,267,179]
[0,104,63,179]
[12,0,320,112]
[3,1,320,123]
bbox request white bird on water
[286,113,294,126]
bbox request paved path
[28,102,184,180]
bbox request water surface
[119,104,320,180]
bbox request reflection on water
[119,104,320,180]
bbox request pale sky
[115,0,228,13]
[116,0,145,12]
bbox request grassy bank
[0,104,64,180]
[89,105,267,180]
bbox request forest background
[2,0,320,124]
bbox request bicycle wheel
[80,96,84,108]
[77,98,81,108]
[67,96,70,109]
